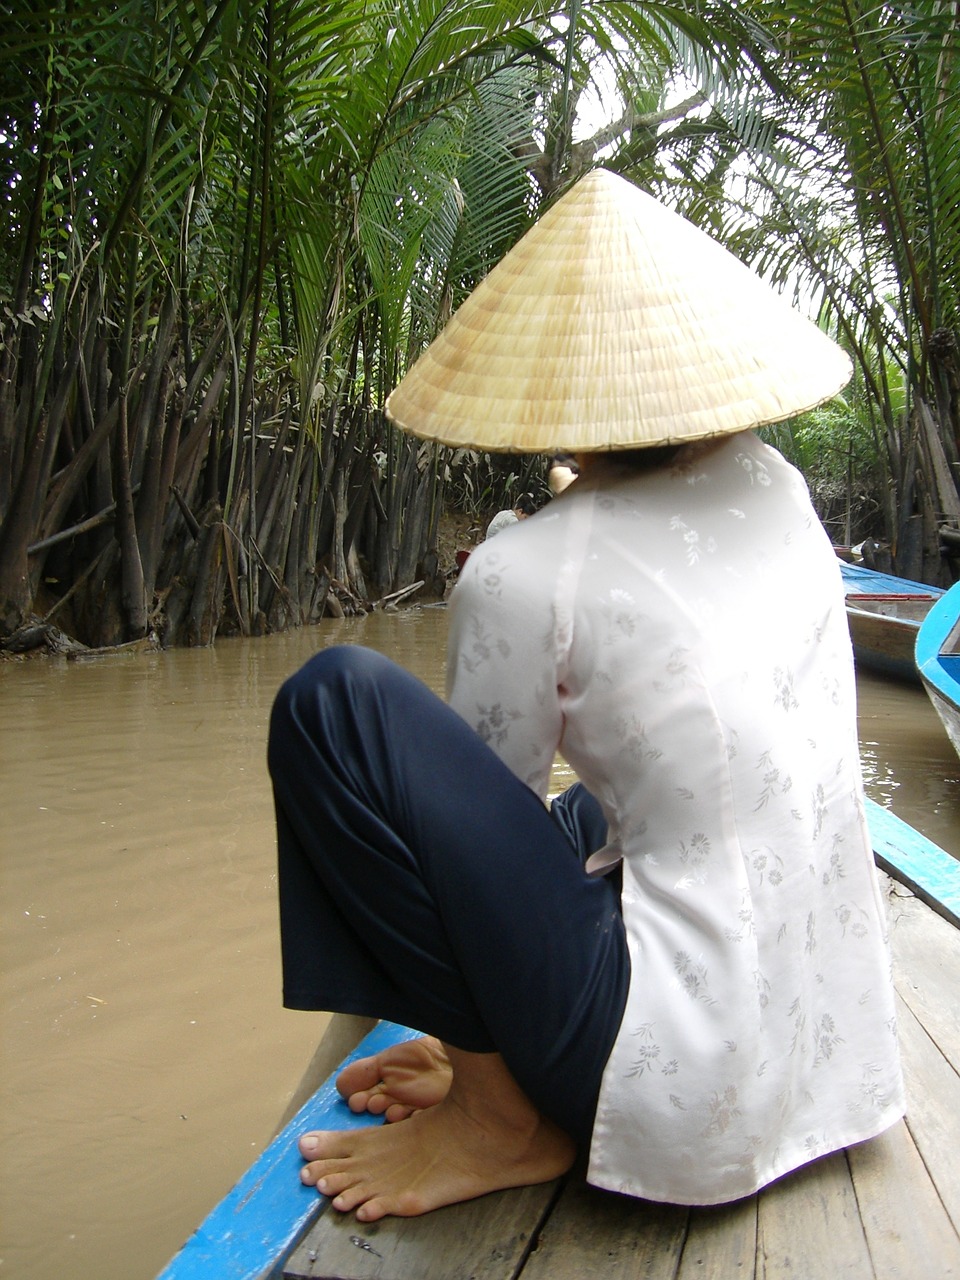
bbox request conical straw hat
[385,168,850,452]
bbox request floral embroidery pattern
[474,702,522,747]
[805,911,817,954]
[736,452,772,486]
[773,667,799,711]
[853,1062,895,1112]
[668,516,717,565]
[835,900,870,939]
[703,1087,741,1135]
[674,950,716,1003]
[813,1014,843,1067]
[615,715,663,763]
[788,996,806,1056]
[750,846,784,887]
[624,1023,677,1078]
[676,832,711,888]
[602,588,643,643]
[812,784,827,838]
[754,970,771,1009]
[821,836,846,886]
[653,647,692,693]
[725,897,755,943]
[754,751,793,811]
[460,616,510,674]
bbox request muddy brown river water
[2,606,958,1280]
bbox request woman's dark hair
[516,494,538,517]
[612,445,683,470]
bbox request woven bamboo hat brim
[385,168,851,452]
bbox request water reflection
[0,607,956,1280]
[856,667,960,855]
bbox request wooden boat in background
[839,561,943,683]
[157,799,960,1280]
[916,579,960,759]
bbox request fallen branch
[27,500,122,554]
[372,580,424,611]
[2,620,88,656]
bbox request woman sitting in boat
[267,171,905,1224]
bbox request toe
[330,1181,372,1214]
[336,1055,382,1100]
[384,1102,415,1123]
[298,1132,321,1158]
[298,1130,352,1161]
[305,1165,355,1197]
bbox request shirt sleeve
[445,538,564,799]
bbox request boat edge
[154,1020,422,1280]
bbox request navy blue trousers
[268,645,628,1148]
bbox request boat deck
[283,873,960,1280]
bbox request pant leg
[268,644,629,1147]
[549,782,608,866]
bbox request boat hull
[845,596,937,682]
[839,562,942,683]
[924,681,960,756]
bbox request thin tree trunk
[113,394,147,637]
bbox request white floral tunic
[446,431,905,1205]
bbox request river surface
[1,607,958,1280]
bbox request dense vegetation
[2,1,958,648]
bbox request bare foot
[299,1047,575,1221]
[336,1036,452,1123]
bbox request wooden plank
[284,1181,560,1280]
[895,994,960,1236]
[517,1177,687,1280]
[755,1151,873,1277]
[677,1198,758,1280]
[156,1021,421,1280]
[847,1121,960,1278]
[887,876,960,1071]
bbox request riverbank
[1,509,483,661]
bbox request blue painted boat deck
[865,797,960,927]
[156,800,960,1280]
[839,561,942,597]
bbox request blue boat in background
[916,579,960,759]
[839,560,944,683]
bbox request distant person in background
[484,493,537,540]
[548,453,580,495]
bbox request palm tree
[640,0,960,582]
